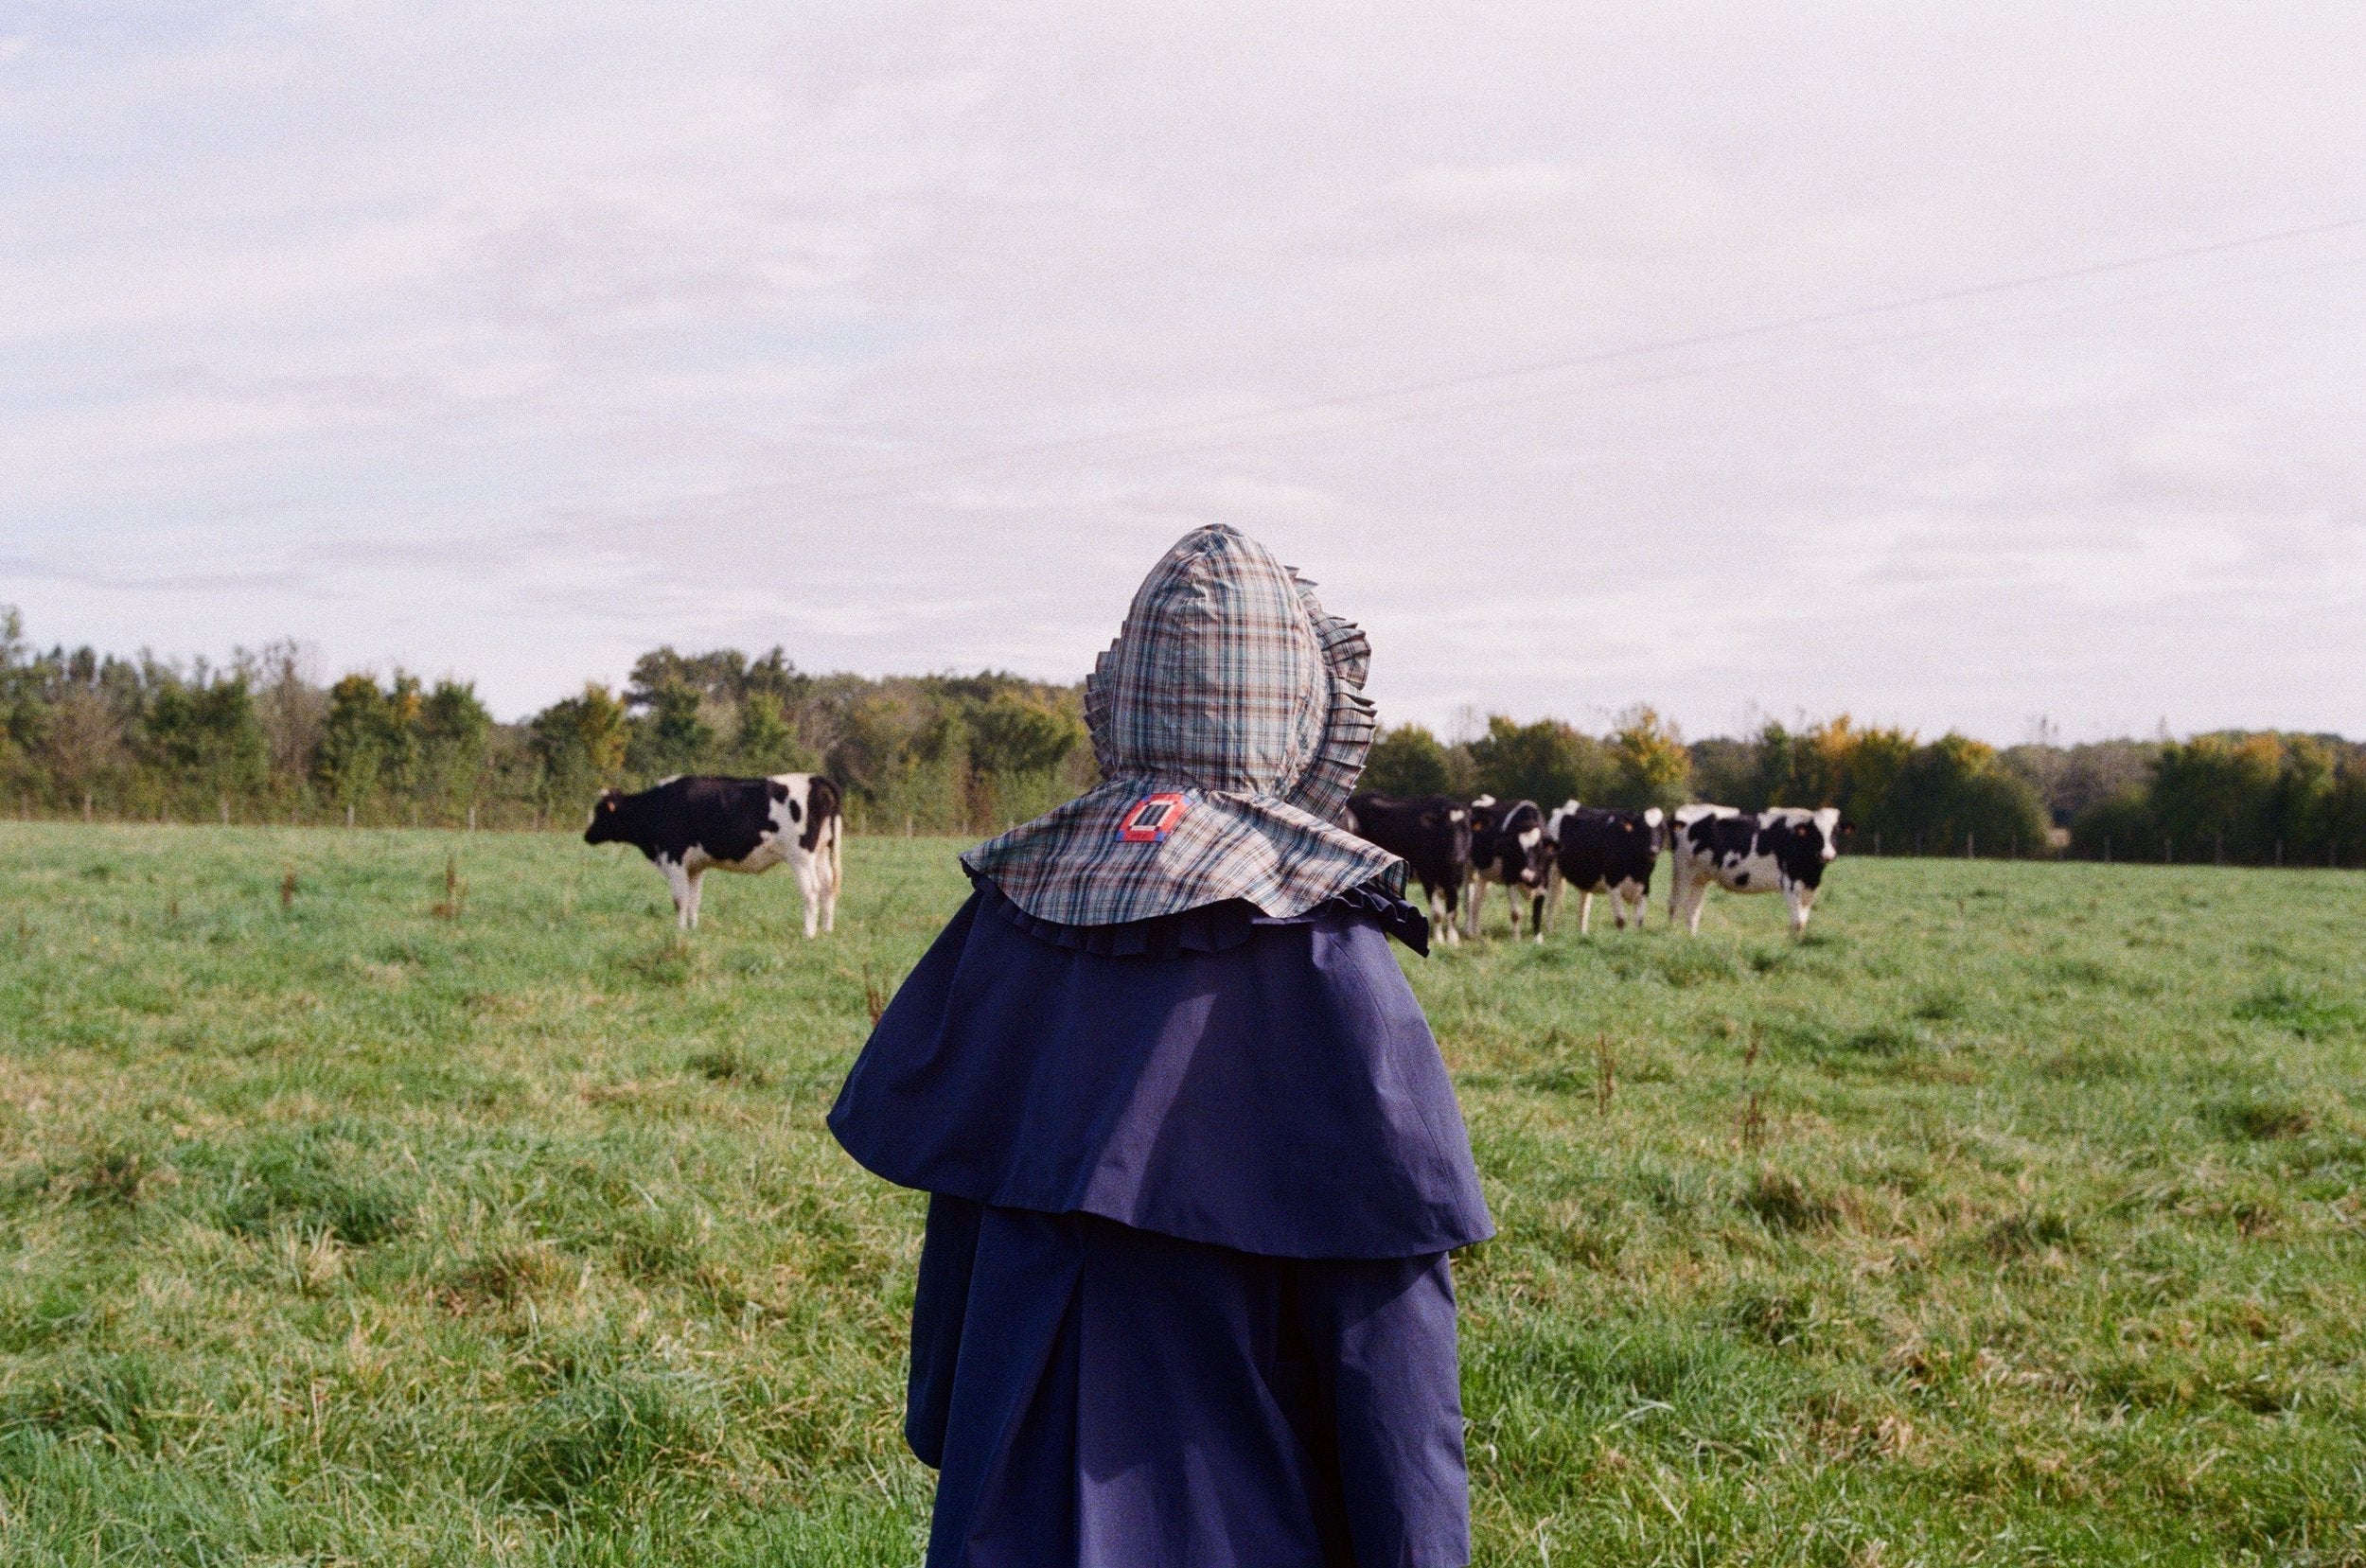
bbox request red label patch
[1117,792,1189,843]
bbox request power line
[1094,250,2366,471]
[738,214,2366,504]
[715,237,2366,514]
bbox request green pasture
[0,824,2362,1565]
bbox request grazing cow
[1668,805,1846,937]
[1465,795,1554,942]
[1345,792,1472,944]
[1545,802,1666,934]
[584,773,842,935]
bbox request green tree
[1687,736,1757,805]
[2269,734,2337,861]
[965,693,1084,778]
[0,608,48,773]
[315,675,391,815]
[2070,787,2159,861]
[1744,722,1801,812]
[2152,732,2284,863]
[732,695,813,775]
[627,682,716,779]
[962,692,1086,829]
[142,674,267,809]
[1889,733,2050,856]
[529,683,630,808]
[417,679,492,819]
[1467,715,1607,807]
[2328,754,2366,867]
[1362,724,1455,797]
[1605,705,1690,810]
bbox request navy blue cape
[828,875,1492,1260]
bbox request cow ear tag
[1117,791,1191,843]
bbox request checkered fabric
[962,525,1404,925]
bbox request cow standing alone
[1669,805,1845,937]
[1344,792,1472,945]
[585,773,842,935]
[1545,802,1665,934]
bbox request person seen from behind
[829,523,1492,1566]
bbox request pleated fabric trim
[973,872,1429,958]
[1290,595,1379,827]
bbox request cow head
[584,790,627,845]
[1507,804,1552,888]
[1643,805,1667,853]
[1810,806,1844,862]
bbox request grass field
[1,823,2362,1566]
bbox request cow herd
[576,770,1845,944]
[1345,792,1849,943]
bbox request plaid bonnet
[961,524,1405,925]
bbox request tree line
[0,609,1091,834]
[3,608,2358,863]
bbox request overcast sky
[5,3,2363,742]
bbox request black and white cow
[584,773,842,935]
[1465,795,1554,942]
[1664,802,1739,930]
[1668,805,1846,937]
[1345,792,1472,945]
[1544,802,1666,934]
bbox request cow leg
[684,867,707,930]
[793,856,821,939]
[1530,890,1546,943]
[822,826,841,934]
[1788,885,1815,937]
[1578,890,1594,936]
[662,858,695,929]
